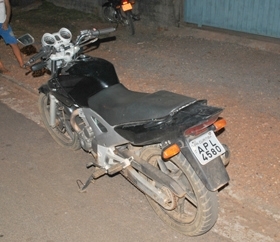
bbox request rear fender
[180,146,230,191]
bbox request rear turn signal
[213,118,226,132]
[162,144,180,160]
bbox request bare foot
[0,67,9,74]
[0,61,9,73]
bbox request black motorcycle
[23,27,230,237]
[102,0,139,35]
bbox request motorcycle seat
[88,84,196,126]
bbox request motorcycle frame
[39,56,229,209]
[44,89,187,208]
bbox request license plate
[122,3,132,11]
[189,131,225,165]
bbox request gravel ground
[1,17,280,238]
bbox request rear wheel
[103,5,118,23]
[38,93,81,150]
[139,146,219,236]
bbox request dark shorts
[0,24,17,44]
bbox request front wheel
[38,93,81,150]
[125,10,135,35]
[139,146,219,236]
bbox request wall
[11,0,37,6]
[184,0,280,38]
[46,0,99,13]
[138,0,177,25]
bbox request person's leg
[0,60,9,73]
[0,24,24,67]
[132,0,140,20]
[10,43,24,67]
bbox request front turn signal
[213,118,227,132]
[162,144,180,160]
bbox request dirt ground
[0,1,280,240]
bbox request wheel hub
[161,186,178,210]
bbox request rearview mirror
[17,33,35,46]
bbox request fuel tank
[51,57,120,107]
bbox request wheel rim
[144,150,199,224]
[42,95,76,144]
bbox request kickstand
[76,174,94,192]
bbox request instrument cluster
[41,28,72,50]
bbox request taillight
[184,116,218,136]
[184,117,227,136]
[122,0,129,4]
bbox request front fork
[49,94,57,128]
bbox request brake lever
[79,38,98,48]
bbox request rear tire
[38,93,81,150]
[103,5,118,23]
[139,146,218,236]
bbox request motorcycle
[23,26,230,237]
[102,0,139,35]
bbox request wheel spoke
[184,190,198,207]
[175,171,198,207]
[39,93,80,150]
[64,120,75,139]
[139,147,218,236]
[157,158,170,174]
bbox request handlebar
[25,27,116,72]
[76,27,116,45]
[90,27,116,36]
[26,45,55,65]
[31,61,48,72]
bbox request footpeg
[108,163,123,175]
[92,167,107,179]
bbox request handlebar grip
[31,61,48,72]
[91,27,116,36]
[27,46,54,64]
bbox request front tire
[139,146,219,236]
[38,93,81,150]
[125,10,135,35]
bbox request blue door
[184,0,280,38]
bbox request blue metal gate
[184,0,280,38]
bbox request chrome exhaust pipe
[70,109,81,133]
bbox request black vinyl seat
[88,84,196,126]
